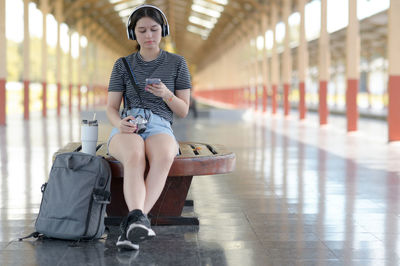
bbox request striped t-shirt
[108,50,192,123]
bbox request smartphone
[145,78,161,85]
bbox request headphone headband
[126,4,170,40]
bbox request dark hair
[129,7,164,50]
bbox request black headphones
[126,4,170,40]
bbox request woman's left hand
[145,82,173,100]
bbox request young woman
[106,4,191,250]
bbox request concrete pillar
[245,29,252,108]
[0,0,5,125]
[93,43,98,108]
[388,0,400,141]
[298,0,308,120]
[55,0,63,116]
[23,0,30,120]
[86,41,90,110]
[318,0,330,125]
[68,30,72,114]
[261,14,269,113]
[77,19,82,112]
[41,0,48,117]
[271,2,279,114]
[254,23,260,111]
[346,0,360,132]
[282,0,292,116]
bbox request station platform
[0,106,399,265]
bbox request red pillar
[284,83,290,116]
[346,0,359,132]
[282,0,292,117]
[262,85,267,113]
[299,82,306,119]
[388,0,400,141]
[23,80,29,120]
[272,84,277,114]
[346,79,358,131]
[318,0,330,126]
[319,81,328,125]
[0,79,5,125]
[388,76,400,140]
[298,0,308,120]
[246,87,250,108]
[254,86,258,111]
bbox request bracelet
[163,94,173,103]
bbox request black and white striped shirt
[108,50,191,123]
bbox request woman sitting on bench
[105,4,191,250]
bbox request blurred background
[0,0,395,123]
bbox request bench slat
[97,143,108,157]
[178,143,196,157]
[209,144,229,155]
[190,143,214,156]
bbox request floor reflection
[0,108,399,265]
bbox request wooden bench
[54,141,236,226]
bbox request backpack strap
[18,231,42,241]
[93,189,111,204]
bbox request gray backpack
[21,152,111,241]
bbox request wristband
[163,94,173,103]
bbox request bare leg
[143,134,178,214]
[108,133,147,212]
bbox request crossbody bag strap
[121,57,145,109]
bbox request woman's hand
[119,115,137,134]
[145,82,173,101]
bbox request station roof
[31,0,388,70]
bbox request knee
[150,152,175,168]
[123,148,146,167]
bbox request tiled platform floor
[0,107,399,266]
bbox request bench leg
[106,175,199,226]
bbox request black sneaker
[126,210,156,244]
[116,217,139,250]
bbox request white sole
[127,224,156,244]
[116,236,139,250]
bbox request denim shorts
[107,108,176,153]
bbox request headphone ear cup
[162,25,168,37]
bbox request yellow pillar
[254,23,260,111]
[261,13,269,113]
[298,0,308,120]
[283,0,291,116]
[41,0,48,117]
[86,41,91,110]
[271,2,279,114]
[23,0,30,120]
[388,0,400,141]
[77,19,82,112]
[0,0,5,125]
[318,0,330,125]
[68,30,73,114]
[55,0,63,116]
